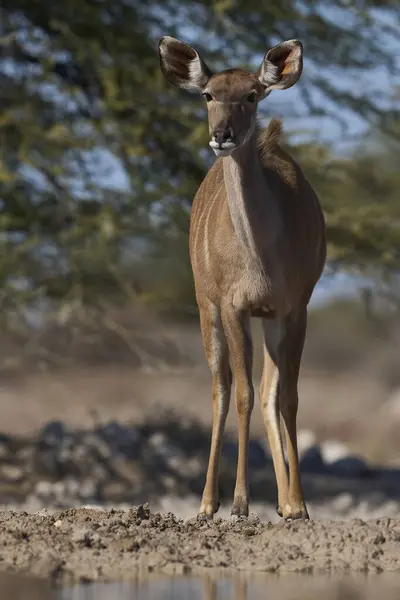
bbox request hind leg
[260,319,289,518]
[278,307,309,520]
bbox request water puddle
[2,570,400,599]
[60,573,400,600]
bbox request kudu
[158,36,326,520]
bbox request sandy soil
[0,506,399,584]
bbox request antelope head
[158,36,303,157]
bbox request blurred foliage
[0,0,399,340]
[290,134,400,271]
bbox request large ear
[257,40,303,93]
[158,36,213,92]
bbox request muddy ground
[0,506,399,585]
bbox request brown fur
[159,36,326,521]
[257,118,284,159]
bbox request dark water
[59,573,400,600]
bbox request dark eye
[246,91,257,103]
[202,92,212,102]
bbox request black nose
[213,127,233,146]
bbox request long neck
[223,131,279,261]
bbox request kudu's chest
[192,196,306,316]
[190,152,325,315]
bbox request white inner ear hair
[259,61,280,87]
[187,56,207,89]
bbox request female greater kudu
[158,36,326,520]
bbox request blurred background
[0,0,399,518]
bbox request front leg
[221,304,254,517]
[198,300,232,518]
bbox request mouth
[209,140,237,157]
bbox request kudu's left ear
[158,36,213,92]
[257,40,303,94]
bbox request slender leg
[221,305,253,517]
[259,319,289,517]
[198,300,232,518]
[279,306,308,520]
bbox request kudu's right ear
[158,36,212,92]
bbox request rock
[166,455,185,471]
[297,429,317,457]
[102,481,131,500]
[135,503,150,520]
[0,441,10,459]
[321,440,349,464]
[300,445,326,474]
[24,494,45,512]
[329,456,371,478]
[222,439,269,468]
[17,446,36,461]
[330,493,354,514]
[376,500,400,517]
[52,481,67,499]
[96,421,140,457]
[148,432,177,461]
[1,464,24,481]
[79,479,97,500]
[248,439,269,469]
[65,478,80,497]
[40,421,66,446]
[223,441,238,462]
[148,432,169,451]
[35,481,55,499]
[82,435,113,460]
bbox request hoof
[284,507,310,522]
[231,496,249,518]
[198,499,220,519]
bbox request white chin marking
[212,147,234,157]
[209,140,237,157]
